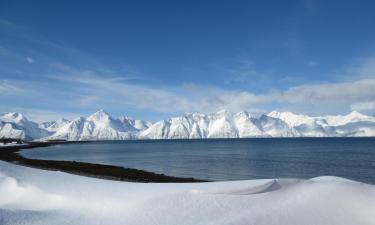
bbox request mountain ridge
[1,110,375,141]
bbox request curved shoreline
[0,142,207,183]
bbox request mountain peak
[87,110,111,121]
[347,110,366,118]
[0,112,28,123]
[267,110,281,117]
[267,110,298,118]
[58,118,70,123]
[235,110,250,118]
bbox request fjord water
[22,138,375,183]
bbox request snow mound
[0,161,374,225]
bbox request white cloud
[2,18,375,117]
[280,79,375,104]
[46,69,375,116]
[0,80,22,94]
[3,59,375,117]
[79,95,99,106]
[356,57,375,78]
[340,56,375,80]
[351,101,375,113]
[26,57,34,64]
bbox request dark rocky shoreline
[0,141,206,183]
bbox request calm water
[21,138,375,183]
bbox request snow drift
[0,161,374,225]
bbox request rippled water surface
[21,138,375,183]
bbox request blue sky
[1,0,375,122]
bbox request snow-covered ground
[0,161,374,225]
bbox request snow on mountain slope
[1,110,375,140]
[0,112,50,140]
[0,121,25,139]
[208,116,238,138]
[55,110,375,140]
[140,120,171,139]
[234,111,266,137]
[119,117,152,131]
[39,118,70,132]
[267,111,337,137]
[258,115,300,137]
[45,110,139,141]
[294,122,337,137]
[268,110,375,137]
[268,111,316,127]
[205,110,237,138]
[141,110,267,139]
[335,121,375,137]
[140,111,234,139]
[323,111,375,126]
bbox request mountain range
[1,109,375,141]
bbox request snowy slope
[0,113,50,140]
[268,110,375,137]
[39,118,70,132]
[268,111,337,137]
[335,121,375,137]
[140,110,266,139]
[233,111,266,137]
[268,111,316,127]
[118,116,152,131]
[258,115,300,137]
[323,111,375,126]
[0,161,375,225]
[45,110,141,141]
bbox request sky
[1,0,375,122]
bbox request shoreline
[0,141,206,183]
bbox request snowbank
[0,161,374,225]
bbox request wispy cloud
[0,80,23,94]
[79,95,99,106]
[45,69,375,115]
[3,60,375,117]
[26,57,34,64]
[308,60,318,67]
[1,19,375,118]
[351,101,375,114]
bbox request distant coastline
[0,141,206,183]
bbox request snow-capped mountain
[0,112,51,140]
[268,110,375,137]
[140,110,375,139]
[258,115,300,137]
[1,110,375,141]
[141,110,277,139]
[39,118,70,132]
[267,111,336,137]
[322,111,375,126]
[45,110,149,141]
[118,116,152,131]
